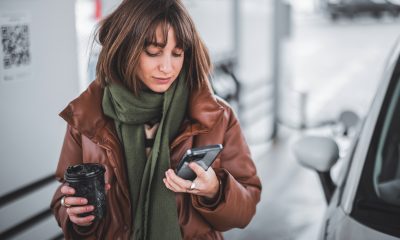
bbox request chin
[149,84,171,93]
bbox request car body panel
[330,213,399,240]
[318,196,397,240]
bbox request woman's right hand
[60,185,95,226]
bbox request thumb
[103,164,111,184]
[189,162,206,178]
[103,165,112,192]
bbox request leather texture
[50,79,262,240]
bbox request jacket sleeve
[50,125,100,239]
[191,108,262,231]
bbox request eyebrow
[147,42,167,48]
[146,42,183,50]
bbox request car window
[373,76,400,206]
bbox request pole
[271,0,281,139]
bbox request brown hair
[95,0,211,94]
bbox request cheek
[173,58,184,72]
[138,58,156,76]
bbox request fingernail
[88,206,94,211]
[81,199,88,204]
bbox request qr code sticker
[1,24,30,69]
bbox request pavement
[224,126,326,240]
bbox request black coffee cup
[64,163,106,220]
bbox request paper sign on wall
[0,12,31,82]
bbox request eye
[172,49,184,57]
[145,50,161,57]
[172,53,183,57]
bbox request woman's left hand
[163,162,219,199]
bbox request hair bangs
[144,18,168,48]
[143,11,193,51]
[168,10,193,51]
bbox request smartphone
[175,144,223,180]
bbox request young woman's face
[137,25,184,93]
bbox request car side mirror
[292,136,340,203]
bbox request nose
[159,55,173,74]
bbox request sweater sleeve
[191,107,262,231]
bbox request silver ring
[188,181,196,191]
[61,196,71,208]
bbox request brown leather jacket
[50,79,262,240]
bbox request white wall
[0,0,80,238]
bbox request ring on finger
[61,196,71,208]
[188,181,196,191]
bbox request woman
[50,0,261,239]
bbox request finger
[61,185,75,195]
[165,174,185,192]
[70,214,95,226]
[66,205,94,215]
[64,196,88,206]
[166,169,191,190]
[104,164,111,184]
[163,178,175,192]
[164,178,199,194]
[188,162,207,178]
[103,165,112,193]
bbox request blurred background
[0,0,399,239]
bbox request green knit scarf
[102,75,187,240]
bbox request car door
[328,39,400,239]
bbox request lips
[153,77,172,84]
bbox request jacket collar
[59,79,224,141]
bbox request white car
[293,38,400,239]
